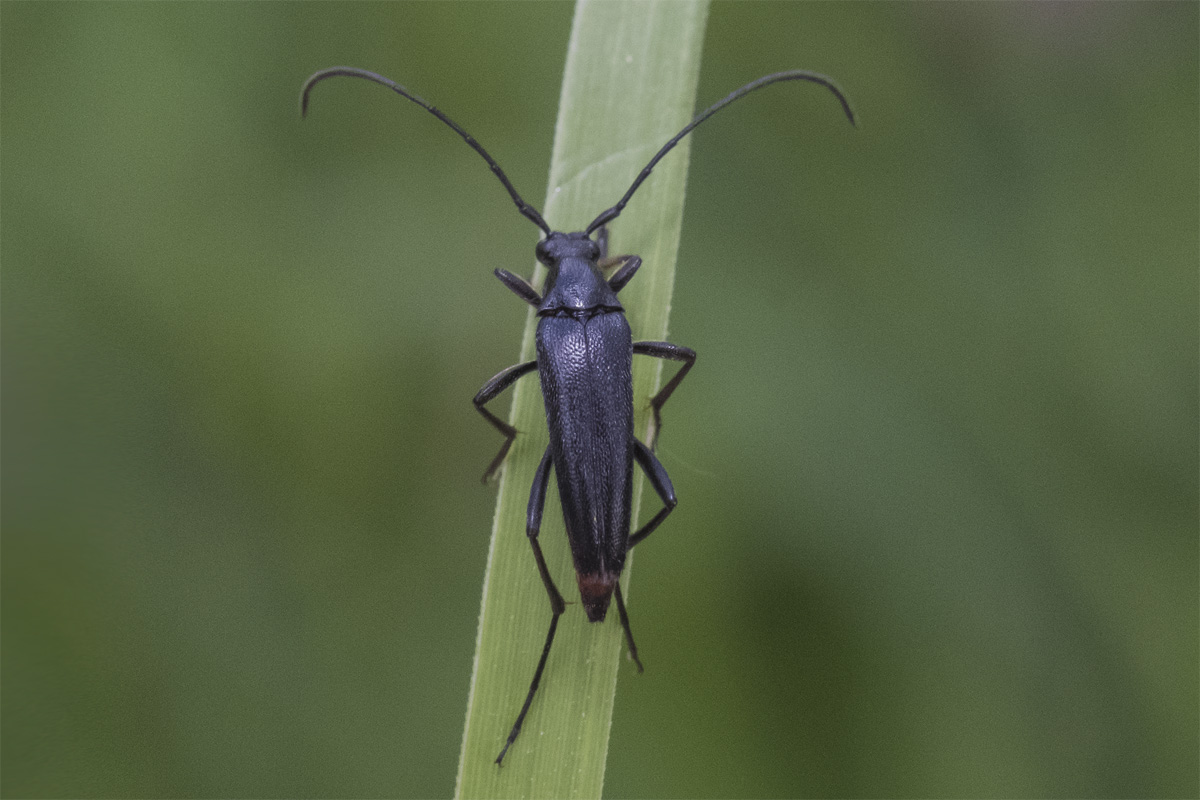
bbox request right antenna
[585,70,855,235]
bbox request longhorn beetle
[301,67,854,764]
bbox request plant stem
[455,2,709,797]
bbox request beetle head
[535,231,600,268]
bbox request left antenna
[301,67,551,235]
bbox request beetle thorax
[537,232,622,315]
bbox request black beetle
[301,67,854,764]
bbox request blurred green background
[2,2,1196,797]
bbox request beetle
[300,66,854,764]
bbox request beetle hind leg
[629,438,677,547]
[613,581,644,672]
[496,447,566,765]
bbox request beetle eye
[536,243,558,267]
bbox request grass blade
[455,1,709,797]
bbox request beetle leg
[473,360,539,483]
[613,581,644,672]
[523,447,564,610]
[605,255,642,293]
[497,447,566,765]
[593,221,640,290]
[494,268,542,306]
[629,438,677,547]
[633,341,696,450]
[594,224,643,289]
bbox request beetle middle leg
[633,341,696,450]
[497,446,566,765]
[473,360,538,483]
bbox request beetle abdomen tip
[577,572,616,622]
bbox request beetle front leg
[497,447,566,765]
[473,360,538,483]
[494,268,542,306]
[629,438,677,547]
[633,341,696,450]
[595,224,610,259]
[604,255,642,293]
[593,225,643,292]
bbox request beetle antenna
[585,70,855,235]
[302,67,552,236]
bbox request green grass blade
[454,1,709,797]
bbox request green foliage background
[2,3,1196,797]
